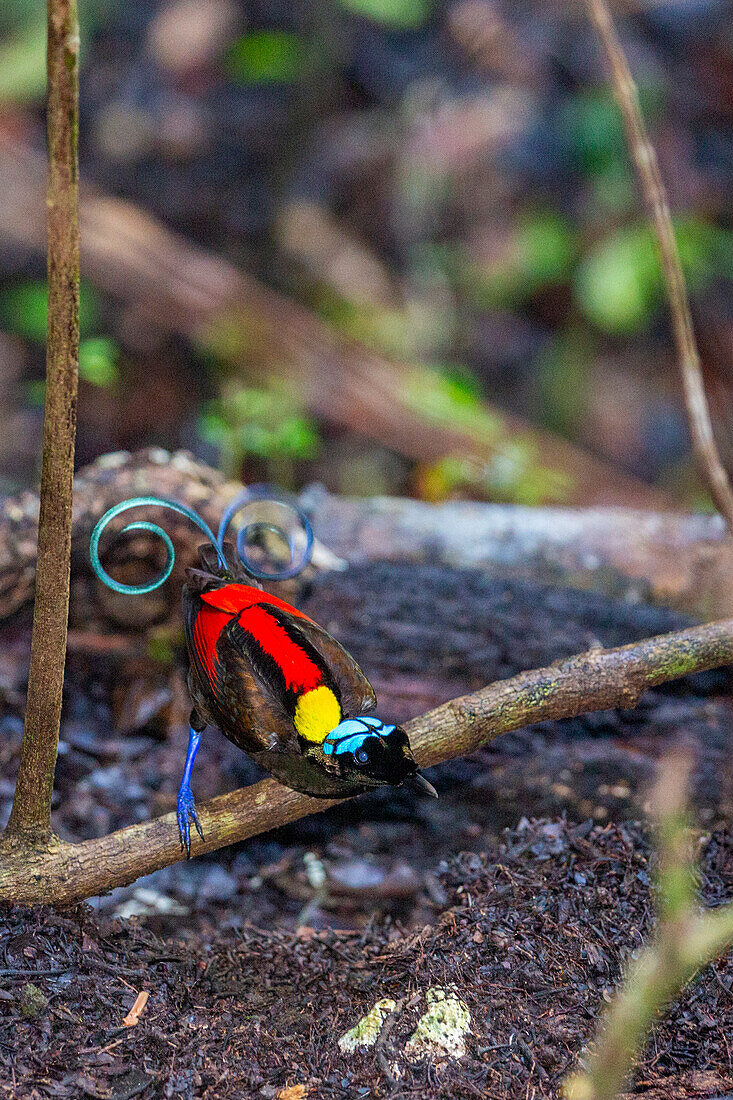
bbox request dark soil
[1,820,732,1099]
[2,565,732,1097]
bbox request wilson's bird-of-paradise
[90,489,437,856]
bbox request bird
[90,490,437,856]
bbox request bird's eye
[355,748,370,764]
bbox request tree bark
[5,0,80,840]
[1,617,731,905]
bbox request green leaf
[575,228,657,334]
[79,337,120,387]
[0,1,116,104]
[462,212,577,309]
[563,91,626,173]
[275,417,320,458]
[0,19,46,104]
[199,385,321,463]
[0,280,101,342]
[225,31,305,85]
[515,212,578,287]
[564,86,664,175]
[337,0,432,28]
[25,379,46,407]
[574,218,731,335]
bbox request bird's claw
[177,784,204,859]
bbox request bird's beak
[405,771,438,798]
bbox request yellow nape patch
[294,686,342,743]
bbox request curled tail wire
[90,486,314,596]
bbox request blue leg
[177,724,204,858]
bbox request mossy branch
[564,752,733,1100]
[583,0,733,533]
[1,618,732,905]
[5,0,80,840]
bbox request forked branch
[1,618,732,905]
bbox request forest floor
[1,566,733,1098]
[1,818,732,1100]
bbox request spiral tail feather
[90,486,314,596]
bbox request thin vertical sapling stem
[5,0,80,840]
[564,752,733,1100]
[582,0,733,534]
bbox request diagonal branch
[0,132,672,513]
[583,0,733,534]
[1,618,732,905]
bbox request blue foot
[177,783,204,858]
[177,725,204,858]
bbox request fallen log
[0,450,730,626]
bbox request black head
[317,717,437,795]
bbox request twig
[5,0,80,839]
[583,0,733,533]
[121,990,149,1028]
[1,617,732,905]
[564,751,733,1100]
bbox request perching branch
[583,0,733,534]
[1,618,732,905]
[5,0,80,840]
[564,752,733,1100]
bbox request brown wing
[182,550,376,755]
[181,590,294,756]
[210,625,302,755]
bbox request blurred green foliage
[0,280,101,342]
[1,280,119,401]
[565,86,663,172]
[422,449,571,507]
[575,217,732,334]
[537,328,595,437]
[78,337,120,387]
[199,384,320,483]
[460,212,578,308]
[318,295,451,361]
[338,0,432,28]
[0,19,46,104]
[26,338,120,405]
[225,31,305,85]
[0,0,113,104]
[402,365,501,437]
[566,86,660,217]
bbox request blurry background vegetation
[0,0,730,504]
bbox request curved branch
[1,618,732,905]
[583,0,733,533]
